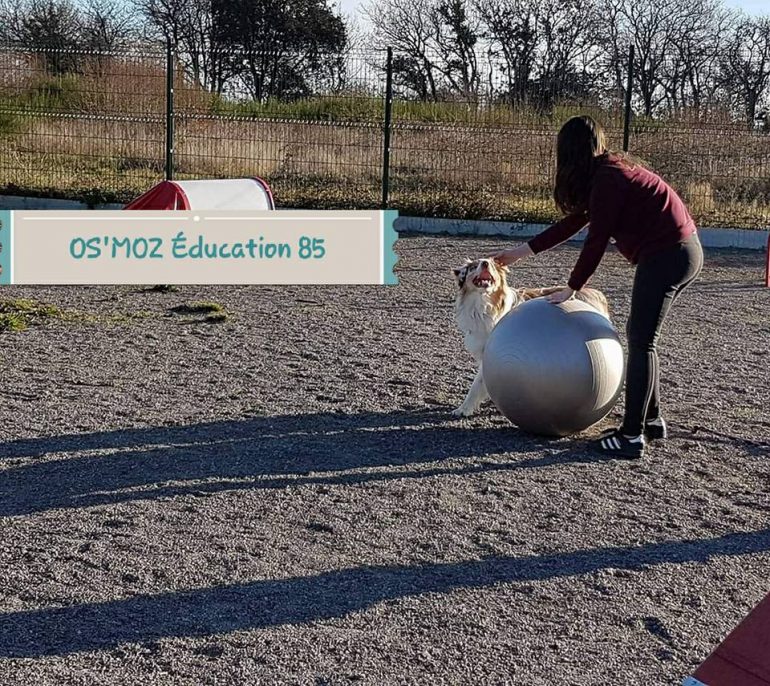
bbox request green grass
[0,70,622,126]
[0,111,22,137]
[204,93,623,126]
[0,298,64,332]
[0,297,167,331]
[0,177,151,208]
[0,312,28,331]
[209,94,383,122]
[2,75,87,113]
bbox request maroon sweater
[528,155,697,291]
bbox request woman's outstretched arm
[493,211,589,266]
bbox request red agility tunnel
[124,178,275,211]
[766,233,769,288]
[684,592,770,686]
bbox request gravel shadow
[0,410,610,517]
[2,528,768,658]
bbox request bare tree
[475,0,539,103]
[594,0,626,99]
[341,12,368,54]
[430,0,480,98]
[214,0,346,102]
[1,0,81,47]
[657,0,735,113]
[0,0,16,42]
[598,0,689,116]
[0,0,84,73]
[534,0,601,105]
[363,0,441,99]
[720,16,770,124]
[134,0,234,93]
[328,13,368,93]
[81,0,138,52]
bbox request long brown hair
[553,115,607,215]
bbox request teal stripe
[382,209,399,285]
[0,210,10,285]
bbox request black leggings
[621,233,704,436]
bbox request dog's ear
[452,266,468,288]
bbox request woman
[494,115,703,459]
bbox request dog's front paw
[452,405,475,417]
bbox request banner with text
[0,210,398,285]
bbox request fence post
[381,47,394,209]
[622,44,635,152]
[165,40,175,181]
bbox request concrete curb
[0,195,123,211]
[394,216,769,251]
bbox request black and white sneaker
[644,417,668,441]
[595,428,645,459]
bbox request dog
[452,257,609,417]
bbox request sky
[726,0,770,11]
[337,0,769,20]
[717,0,768,12]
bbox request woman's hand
[546,287,575,304]
[493,243,534,267]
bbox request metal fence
[0,42,768,228]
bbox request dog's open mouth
[472,266,496,288]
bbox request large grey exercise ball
[482,298,625,437]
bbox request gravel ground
[1,236,769,685]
